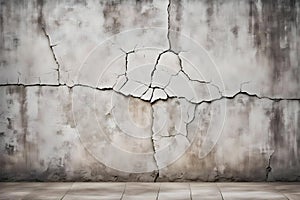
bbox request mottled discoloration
[249,0,299,85]
[0,0,299,182]
[36,0,45,29]
[231,25,239,38]
[103,1,122,34]
[269,103,285,150]
[170,0,183,32]
[206,0,214,27]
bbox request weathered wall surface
[0,0,299,181]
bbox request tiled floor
[0,182,299,200]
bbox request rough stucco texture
[0,0,300,182]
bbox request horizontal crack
[0,83,299,105]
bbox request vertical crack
[216,183,224,200]
[120,183,126,200]
[184,104,197,142]
[189,183,193,200]
[266,151,274,181]
[60,182,74,200]
[41,27,61,84]
[151,104,160,182]
[117,48,136,91]
[167,0,172,49]
[155,183,161,200]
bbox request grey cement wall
[0,0,299,181]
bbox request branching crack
[136,49,209,103]
[177,53,211,85]
[0,83,299,105]
[117,48,136,91]
[41,27,61,84]
[109,0,218,104]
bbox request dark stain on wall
[103,1,122,34]
[5,143,14,155]
[36,0,46,32]
[0,0,4,49]
[206,0,214,27]
[268,102,284,180]
[17,87,29,168]
[133,0,158,27]
[169,0,183,52]
[102,0,157,34]
[74,0,87,7]
[248,0,260,45]
[248,0,299,85]
[65,88,76,128]
[37,0,44,26]
[135,0,154,13]
[231,25,239,38]
[171,0,183,32]
[268,101,300,181]
[7,117,12,129]
[269,103,285,150]
[41,158,67,181]
[297,109,300,163]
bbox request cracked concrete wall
[0,0,299,181]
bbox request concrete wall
[0,0,299,181]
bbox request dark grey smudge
[169,0,183,52]
[5,143,14,155]
[37,0,44,25]
[18,87,28,167]
[0,0,4,49]
[7,117,12,129]
[103,1,122,34]
[248,0,299,87]
[170,0,183,32]
[269,103,284,150]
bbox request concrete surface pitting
[0,182,300,200]
[0,0,300,181]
